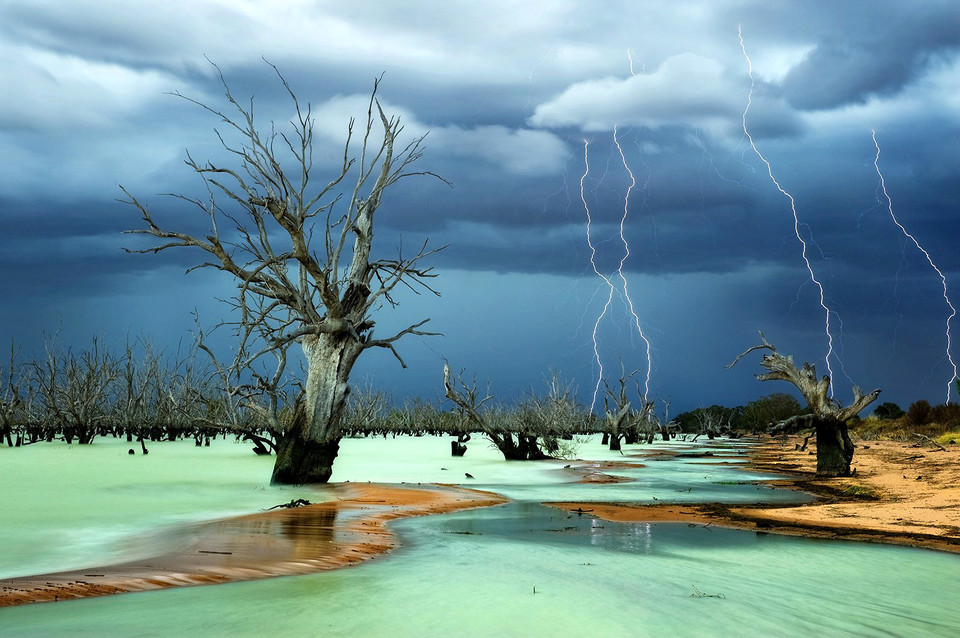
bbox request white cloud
[430,125,568,175]
[310,94,568,176]
[528,52,745,136]
[0,43,182,130]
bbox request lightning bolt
[581,139,617,412]
[626,49,645,76]
[579,52,656,412]
[873,129,957,402]
[613,125,653,399]
[739,26,837,391]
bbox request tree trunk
[270,335,359,485]
[487,432,548,460]
[609,431,622,451]
[814,417,854,477]
[272,433,341,484]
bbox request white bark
[728,331,880,421]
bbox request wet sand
[0,483,506,607]
[547,436,960,554]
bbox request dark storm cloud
[2,0,960,410]
[781,5,960,110]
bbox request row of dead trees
[4,331,871,478]
[0,335,693,458]
[0,336,279,451]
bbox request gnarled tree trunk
[489,432,550,460]
[814,416,854,477]
[729,331,880,478]
[271,335,361,484]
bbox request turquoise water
[1,435,957,637]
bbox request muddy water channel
[2,436,958,636]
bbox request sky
[2,0,959,415]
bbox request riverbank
[547,435,960,554]
[0,483,506,607]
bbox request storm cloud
[2,0,959,412]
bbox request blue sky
[2,0,959,414]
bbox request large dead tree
[124,65,446,484]
[728,331,881,477]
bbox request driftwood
[265,498,312,510]
[912,432,947,452]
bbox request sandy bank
[0,483,506,607]
[546,436,960,554]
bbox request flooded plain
[2,435,958,636]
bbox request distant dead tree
[30,337,121,445]
[691,405,730,442]
[0,342,25,447]
[124,63,447,484]
[656,398,674,442]
[728,331,880,477]
[600,366,653,450]
[443,363,552,460]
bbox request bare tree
[657,398,674,442]
[443,363,552,460]
[691,405,729,441]
[600,366,652,450]
[340,382,388,436]
[30,336,120,445]
[728,331,880,476]
[0,342,25,447]
[123,64,446,484]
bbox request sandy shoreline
[548,436,960,554]
[0,483,506,607]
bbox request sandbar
[0,482,506,607]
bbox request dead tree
[187,317,289,454]
[657,399,673,442]
[30,336,119,444]
[443,363,549,460]
[728,331,880,477]
[124,64,446,484]
[0,342,25,447]
[692,405,729,441]
[601,366,649,450]
[340,382,388,436]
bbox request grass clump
[841,484,881,500]
[934,432,960,447]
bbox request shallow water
[2,435,957,637]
